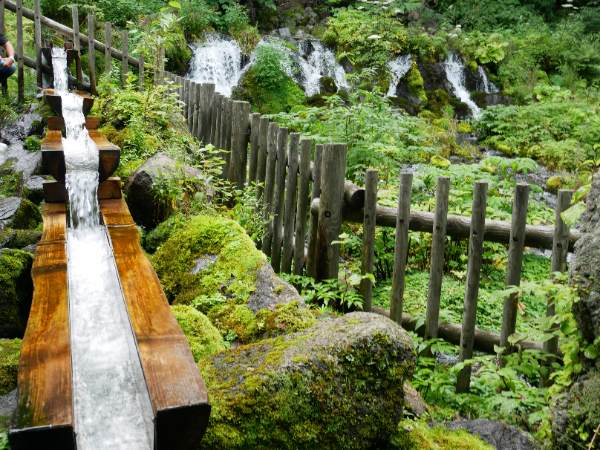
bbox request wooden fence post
[270,127,290,272]
[0,0,5,34]
[87,13,96,94]
[34,0,42,88]
[544,189,573,354]
[214,94,224,149]
[121,29,129,86]
[138,54,144,91]
[16,0,23,102]
[281,133,300,273]
[191,83,200,137]
[248,113,261,183]
[316,143,347,281]
[456,181,488,393]
[71,5,83,89]
[104,22,112,75]
[360,169,378,312]
[390,171,413,323]
[500,183,530,348]
[294,139,313,275]
[425,176,450,338]
[261,123,279,255]
[306,144,324,278]
[155,45,164,85]
[223,99,233,151]
[229,100,251,188]
[255,116,270,198]
[203,84,215,143]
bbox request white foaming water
[188,34,243,97]
[51,47,68,93]
[477,65,499,94]
[386,55,412,97]
[298,40,348,96]
[51,48,155,450]
[443,53,481,118]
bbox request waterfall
[477,65,499,94]
[298,40,348,96]
[187,34,244,97]
[51,48,154,450]
[443,53,481,118]
[386,55,412,97]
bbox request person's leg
[0,65,16,96]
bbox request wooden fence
[0,0,164,100]
[171,75,580,390]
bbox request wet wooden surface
[10,203,76,450]
[100,198,210,449]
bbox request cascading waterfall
[187,34,348,97]
[477,65,499,94]
[188,34,244,97]
[443,53,481,118]
[386,55,412,97]
[51,47,154,450]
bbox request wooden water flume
[9,48,210,450]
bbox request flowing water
[386,55,412,97]
[187,34,348,97]
[51,47,154,450]
[477,65,499,94]
[443,53,481,118]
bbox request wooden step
[9,203,76,450]
[100,198,211,450]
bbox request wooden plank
[306,144,323,278]
[281,132,300,273]
[87,13,96,94]
[261,123,279,255]
[270,127,289,272]
[456,181,488,393]
[500,183,529,348]
[425,176,450,339]
[293,139,312,275]
[71,5,83,89]
[34,0,42,87]
[16,0,24,102]
[255,116,270,198]
[10,203,76,450]
[100,199,210,450]
[104,22,112,74]
[228,100,251,188]
[390,171,413,324]
[248,113,261,183]
[544,189,573,354]
[138,54,144,91]
[360,169,378,312]
[121,30,129,86]
[316,143,347,281]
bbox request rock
[171,305,226,362]
[124,153,210,229]
[0,197,41,230]
[0,228,42,250]
[0,389,17,432]
[403,382,428,417]
[23,175,45,204]
[200,312,415,449]
[570,171,600,343]
[391,420,494,449]
[551,370,600,449]
[0,250,33,338]
[247,263,302,312]
[0,339,21,396]
[445,419,538,450]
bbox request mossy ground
[391,420,494,450]
[0,249,33,338]
[0,339,21,396]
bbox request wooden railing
[171,75,579,390]
[0,0,164,99]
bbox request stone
[0,250,33,338]
[391,420,494,449]
[200,312,415,449]
[247,263,302,312]
[0,389,17,432]
[570,170,600,343]
[445,419,539,450]
[124,153,210,229]
[403,382,428,417]
[23,175,46,204]
[0,197,41,230]
[171,305,226,362]
[551,370,600,449]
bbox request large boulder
[551,371,600,449]
[390,420,494,449]
[570,170,600,344]
[200,312,415,449]
[0,197,41,230]
[0,249,33,338]
[124,153,210,229]
[171,305,226,362]
[445,419,538,450]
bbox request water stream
[443,53,481,118]
[386,55,412,97]
[51,47,154,450]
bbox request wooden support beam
[228,100,251,188]
[34,0,42,87]
[87,13,96,94]
[248,113,261,183]
[360,169,378,312]
[104,22,112,74]
[121,30,128,86]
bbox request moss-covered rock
[255,301,317,338]
[200,312,415,449]
[0,250,33,338]
[0,339,20,396]
[142,213,188,254]
[171,305,226,362]
[390,420,493,449]
[0,229,41,250]
[208,303,259,344]
[0,198,41,230]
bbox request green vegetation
[0,250,33,339]
[391,420,493,449]
[172,304,227,361]
[0,339,21,396]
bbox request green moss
[256,301,317,338]
[0,339,21,396]
[171,305,226,362]
[9,199,41,230]
[153,215,265,305]
[0,250,33,338]
[200,313,415,449]
[208,304,258,344]
[142,214,188,254]
[391,420,493,449]
[0,229,41,249]
[406,63,427,104]
[24,136,41,152]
